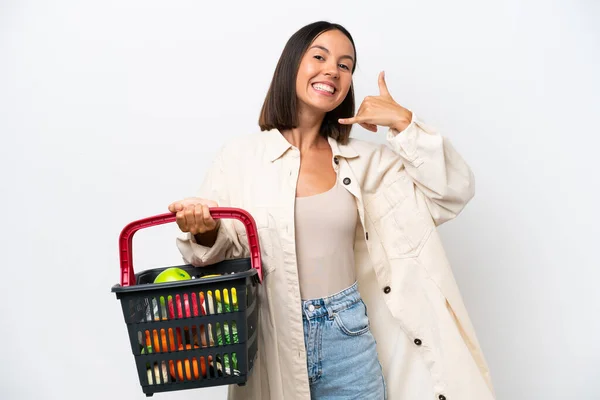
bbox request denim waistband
[302,281,361,320]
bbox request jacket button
[438,395,446,400]
[365,232,369,240]
[334,157,339,165]
[414,338,422,346]
[383,286,391,294]
[343,177,351,185]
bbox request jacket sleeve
[175,146,249,266]
[383,113,475,226]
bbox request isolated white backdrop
[1,1,599,399]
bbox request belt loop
[324,298,334,319]
[303,306,312,332]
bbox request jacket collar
[264,129,359,162]
[328,135,359,160]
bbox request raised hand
[338,71,412,132]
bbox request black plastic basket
[111,208,263,397]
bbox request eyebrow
[309,45,355,64]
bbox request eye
[339,64,350,71]
[313,55,325,61]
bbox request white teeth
[312,83,335,93]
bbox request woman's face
[295,29,355,115]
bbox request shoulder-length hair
[258,21,357,145]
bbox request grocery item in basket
[165,293,201,319]
[142,344,170,385]
[154,267,191,283]
[149,297,166,321]
[195,323,212,348]
[218,354,241,377]
[215,288,238,311]
[147,363,169,385]
[217,322,239,345]
[216,321,239,373]
[204,289,239,314]
[144,328,177,353]
[168,344,211,381]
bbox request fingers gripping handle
[119,207,263,287]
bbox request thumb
[168,202,183,213]
[378,71,390,97]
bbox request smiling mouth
[312,83,336,95]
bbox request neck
[281,106,328,152]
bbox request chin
[307,98,343,114]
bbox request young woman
[169,21,495,400]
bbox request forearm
[387,115,475,224]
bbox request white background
[1,1,599,399]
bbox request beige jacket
[176,115,496,400]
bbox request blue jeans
[302,282,387,400]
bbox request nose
[323,60,339,79]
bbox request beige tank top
[294,180,358,300]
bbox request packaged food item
[147,362,169,385]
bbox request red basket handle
[118,207,262,287]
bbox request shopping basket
[111,207,262,397]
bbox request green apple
[154,267,191,283]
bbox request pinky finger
[201,204,216,231]
[176,211,188,232]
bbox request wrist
[392,110,412,132]
[194,222,220,247]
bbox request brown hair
[258,21,357,145]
